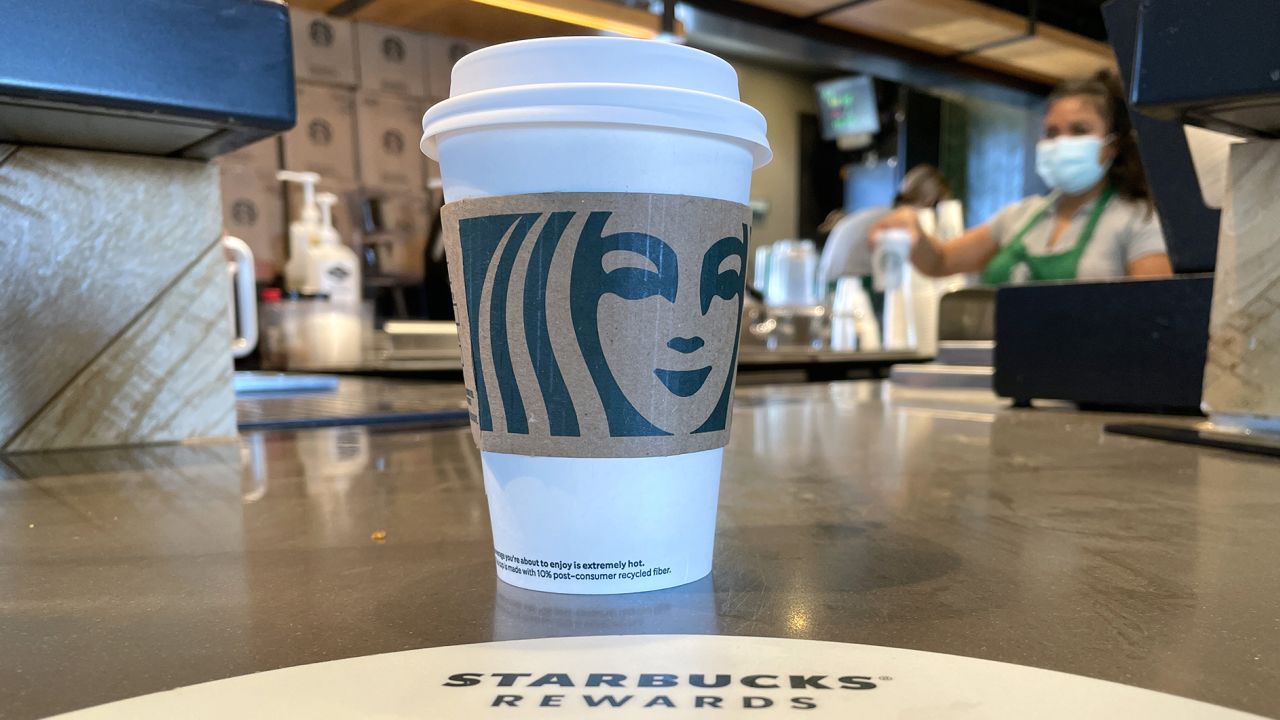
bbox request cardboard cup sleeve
[442,192,753,459]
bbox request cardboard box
[289,8,358,88]
[282,83,358,183]
[285,178,360,252]
[219,164,286,279]
[421,96,444,190]
[217,137,280,176]
[365,192,429,281]
[356,91,428,191]
[356,23,428,98]
[426,34,484,98]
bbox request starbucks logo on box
[382,129,405,155]
[308,20,333,48]
[382,36,406,63]
[230,199,258,227]
[307,119,332,146]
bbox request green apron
[981,185,1115,285]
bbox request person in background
[870,71,1171,284]
[817,164,953,293]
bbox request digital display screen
[816,75,880,141]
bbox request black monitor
[816,75,880,141]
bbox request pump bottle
[310,192,361,307]
[276,170,322,292]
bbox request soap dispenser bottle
[311,192,361,308]
[277,170,323,292]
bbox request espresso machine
[995,0,1280,455]
[1103,0,1280,455]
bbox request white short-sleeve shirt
[986,193,1168,281]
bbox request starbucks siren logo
[308,20,334,48]
[308,118,333,146]
[382,130,405,156]
[383,36,406,63]
[444,193,752,457]
[231,199,258,227]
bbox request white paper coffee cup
[422,37,770,594]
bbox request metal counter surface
[279,349,931,380]
[2,382,1278,718]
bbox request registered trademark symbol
[878,676,894,681]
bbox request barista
[870,71,1172,284]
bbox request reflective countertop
[2,381,1278,718]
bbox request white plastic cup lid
[420,37,771,168]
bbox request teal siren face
[446,193,751,454]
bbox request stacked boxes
[356,90,429,282]
[357,23,429,97]
[217,138,284,279]
[221,137,280,171]
[356,91,426,191]
[284,10,361,281]
[351,25,469,285]
[425,33,484,98]
[281,82,361,263]
[290,8,358,87]
[282,83,359,182]
[219,8,482,287]
[422,33,481,189]
[375,193,431,280]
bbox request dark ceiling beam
[803,0,880,21]
[679,0,1052,102]
[949,31,1030,57]
[969,0,1107,40]
[948,0,1037,58]
[328,0,377,17]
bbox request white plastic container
[302,304,368,367]
[309,192,361,308]
[830,276,880,352]
[752,244,771,292]
[765,239,821,307]
[422,37,770,594]
[873,228,917,350]
[910,200,970,356]
[278,170,322,293]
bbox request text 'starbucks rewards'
[421,37,771,594]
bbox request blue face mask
[1035,135,1113,195]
